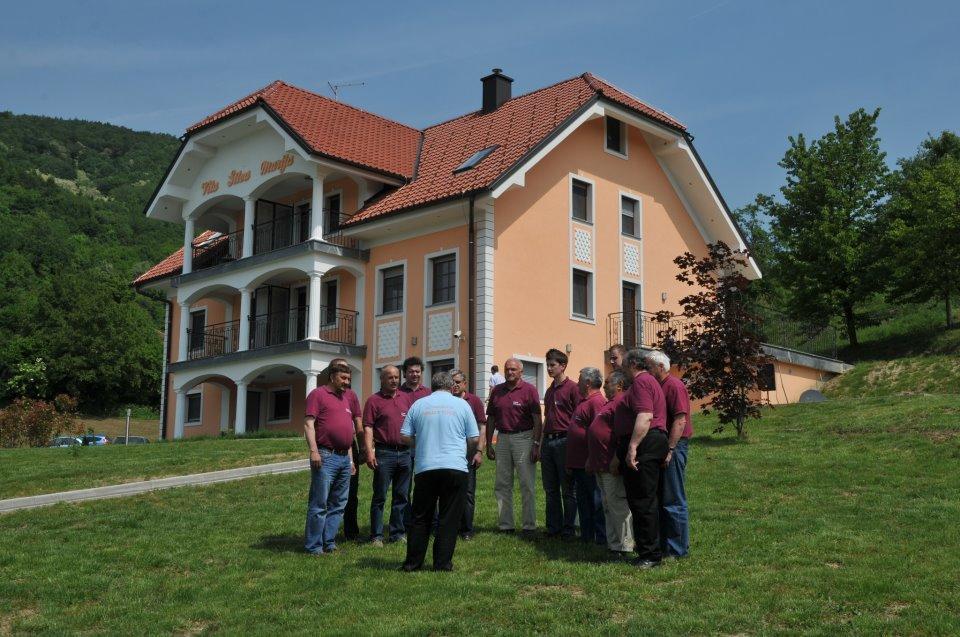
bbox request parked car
[112,436,150,445]
[49,436,82,447]
[79,433,110,446]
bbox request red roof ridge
[422,73,589,132]
[269,80,422,135]
[187,80,283,131]
[581,72,685,130]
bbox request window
[571,179,591,222]
[429,358,455,378]
[186,392,202,423]
[268,388,292,422]
[324,193,342,235]
[381,265,404,314]
[322,280,338,326]
[621,195,639,236]
[521,360,542,391]
[454,145,498,173]
[605,116,627,156]
[188,310,206,355]
[430,254,456,305]
[572,269,593,319]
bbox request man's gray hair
[644,350,671,372]
[580,367,603,389]
[625,347,652,370]
[431,371,455,392]
[450,368,466,381]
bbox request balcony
[190,206,360,273]
[186,305,359,361]
[606,307,840,360]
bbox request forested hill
[0,111,182,412]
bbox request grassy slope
[826,302,960,398]
[1,396,958,634]
[0,439,304,499]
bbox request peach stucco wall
[493,117,709,378]
[763,360,830,406]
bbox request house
[134,69,849,439]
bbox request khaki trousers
[597,471,634,552]
[494,430,537,531]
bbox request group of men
[302,345,692,571]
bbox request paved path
[0,459,309,514]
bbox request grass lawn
[1,395,958,634]
[0,439,304,499]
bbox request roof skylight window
[454,145,498,173]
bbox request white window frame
[376,260,407,316]
[569,174,595,224]
[266,386,293,424]
[512,354,546,399]
[619,191,642,238]
[570,267,595,324]
[423,248,459,307]
[604,115,628,159]
[427,357,456,379]
[185,388,203,425]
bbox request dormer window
[454,145,498,173]
[605,116,627,157]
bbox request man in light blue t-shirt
[400,371,479,572]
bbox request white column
[238,288,252,351]
[178,302,190,362]
[311,173,325,240]
[174,389,186,439]
[235,381,248,435]
[182,217,195,274]
[306,371,318,396]
[308,272,322,340]
[242,196,255,258]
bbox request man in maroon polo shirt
[303,363,357,555]
[645,350,693,559]
[587,370,633,558]
[486,357,542,534]
[363,365,413,546]
[318,357,363,541]
[451,369,486,540]
[566,366,607,545]
[613,348,669,568]
[400,356,431,402]
[541,349,581,539]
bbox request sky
[1,0,958,210]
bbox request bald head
[503,358,523,386]
[379,365,400,394]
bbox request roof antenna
[327,81,366,100]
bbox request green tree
[761,108,888,348]
[880,132,960,328]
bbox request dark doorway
[246,390,262,432]
[622,283,639,348]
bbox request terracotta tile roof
[188,81,421,179]
[346,73,685,224]
[138,73,685,285]
[133,230,218,286]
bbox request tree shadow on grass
[354,556,405,571]
[251,534,303,553]
[519,532,612,564]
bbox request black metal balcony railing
[323,211,360,250]
[248,305,359,351]
[192,230,243,270]
[253,207,310,255]
[187,320,239,360]
[606,308,839,360]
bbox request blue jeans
[370,447,412,541]
[660,438,689,557]
[541,436,576,536]
[304,449,351,554]
[571,468,606,544]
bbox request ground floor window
[186,391,202,423]
[267,388,292,422]
[429,358,455,379]
[521,360,543,393]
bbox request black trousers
[618,429,669,562]
[459,462,478,534]
[403,469,468,571]
[344,440,361,538]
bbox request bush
[0,394,81,448]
